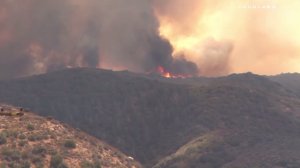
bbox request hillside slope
[1,68,300,167]
[269,73,300,97]
[0,104,141,168]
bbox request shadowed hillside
[1,68,300,167]
[270,73,300,97]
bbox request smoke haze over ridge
[1,0,300,79]
[154,0,300,76]
[0,0,198,79]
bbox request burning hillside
[156,66,193,78]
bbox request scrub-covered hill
[1,68,300,168]
[0,104,141,168]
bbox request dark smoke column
[0,0,199,79]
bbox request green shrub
[80,160,101,168]
[0,130,8,137]
[80,161,94,168]
[35,163,44,168]
[19,140,27,147]
[10,130,19,138]
[32,146,47,156]
[50,155,68,168]
[10,150,22,161]
[64,139,76,149]
[28,134,38,141]
[7,163,17,168]
[1,130,18,138]
[1,148,21,161]
[48,148,58,155]
[19,134,26,140]
[31,155,43,165]
[28,133,45,141]
[27,124,35,131]
[21,151,29,160]
[93,160,101,168]
[20,161,31,168]
[0,133,7,145]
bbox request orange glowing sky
[154,0,300,76]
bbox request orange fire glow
[157,66,171,78]
[156,66,190,78]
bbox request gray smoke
[0,0,199,79]
[199,38,233,76]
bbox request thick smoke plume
[0,0,198,79]
[153,0,300,76]
[198,38,233,76]
[3,0,299,78]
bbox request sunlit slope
[0,104,141,168]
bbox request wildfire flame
[156,66,190,78]
[157,66,171,78]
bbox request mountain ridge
[1,68,300,167]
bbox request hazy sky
[154,0,300,76]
